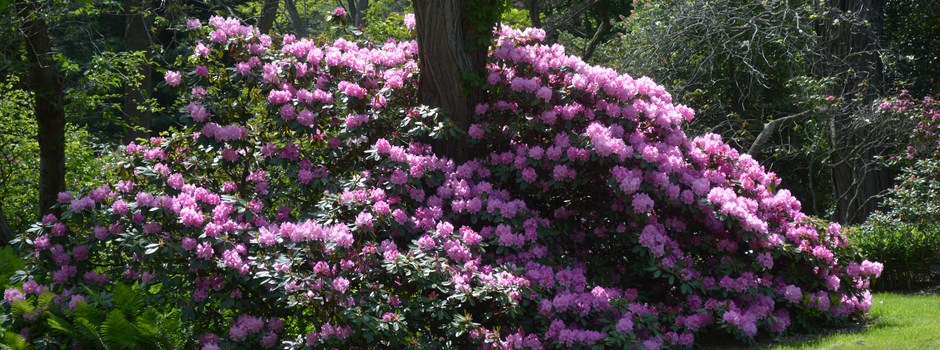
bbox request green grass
[768,293,940,350]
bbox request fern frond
[45,314,75,339]
[111,283,144,319]
[8,300,33,320]
[2,330,32,350]
[101,310,140,350]
[73,317,106,350]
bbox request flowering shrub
[2,15,881,349]
[855,92,940,290]
[875,92,940,223]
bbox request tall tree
[412,0,504,162]
[123,0,152,143]
[817,0,891,224]
[15,0,66,217]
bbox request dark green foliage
[884,0,940,97]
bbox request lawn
[769,293,940,350]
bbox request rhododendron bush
[4,16,882,349]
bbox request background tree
[14,0,66,217]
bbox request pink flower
[417,235,435,251]
[333,7,347,19]
[615,315,633,333]
[196,242,214,260]
[345,114,370,129]
[632,193,654,213]
[469,124,485,139]
[403,14,416,31]
[783,285,802,303]
[332,277,350,293]
[56,192,72,203]
[186,18,202,30]
[165,70,182,86]
[3,288,24,303]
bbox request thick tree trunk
[16,0,66,217]
[412,0,496,162]
[123,0,152,144]
[817,0,890,224]
[257,0,279,34]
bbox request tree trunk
[527,0,541,28]
[0,204,14,245]
[123,0,152,144]
[582,0,610,61]
[817,0,890,224]
[16,0,66,217]
[412,0,497,162]
[257,0,279,34]
[284,0,307,38]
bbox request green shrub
[851,221,940,291]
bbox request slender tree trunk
[284,0,307,38]
[344,0,363,26]
[16,0,66,217]
[527,0,541,28]
[123,0,152,144]
[257,0,280,34]
[817,0,890,224]
[412,0,498,162]
[582,0,610,61]
[0,204,14,245]
[358,0,369,26]
[345,0,358,24]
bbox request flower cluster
[4,16,880,350]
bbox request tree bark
[817,0,890,224]
[0,204,14,245]
[16,0,66,217]
[123,0,152,144]
[284,0,307,38]
[257,0,279,34]
[412,0,497,162]
[527,0,541,28]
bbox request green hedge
[851,221,940,291]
